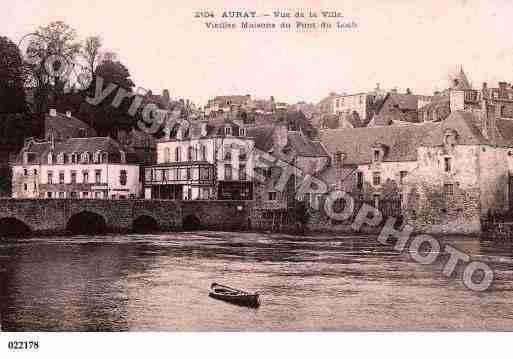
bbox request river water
[0,231,512,331]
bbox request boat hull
[208,292,260,308]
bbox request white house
[12,137,140,199]
[144,118,255,200]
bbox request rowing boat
[208,282,260,308]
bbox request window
[120,170,127,186]
[188,146,194,161]
[201,145,207,161]
[81,152,90,163]
[83,171,89,183]
[71,153,77,164]
[47,171,53,184]
[186,168,191,180]
[268,192,277,201]
[444,157,452,172]
[224,164,232,180]
[57,153,64,164]
[202,188,209,200]
[336,99,340,107]
[200,167,210,180]
[70,192,77,199]
[164,148,170,162]
[70,171,77,184]
[176,147,181,162]
[23,168,28,176]
[58,192,65,198]
[59,171,65,184]
[357,172,363,189]
[101,153,108,163]
[225,126,232,136]
[372,172,381,186]
[95,170,101,184]
[444,183,454,197]
[82,192,89,199]
[239,164,246,181]
[187,188,192,200]
[47,192,52,198]
[373,149,380,162]
[33,169,37,176]
[400,171,408,185]
[95,192,102,199]
[48,152,54,164]
[373,194,380,208]
[23,183,28,191]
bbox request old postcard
[1,0,512,356]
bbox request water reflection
[1,232,513,331]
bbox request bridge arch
[66,211,107,235]
[132,215,160,233]
[182,214,201,231]
[0,217,32,237]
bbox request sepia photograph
[1,0,513,356]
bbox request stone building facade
[12,137,140,200]
[144,118,255,200]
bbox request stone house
[319,93,513,234]
[248,123,330,226]
[144,117,254,201]
[45,108,97,141]
[12,136,140,199]
[319,124,432,208]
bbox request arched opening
[0,218,32,237]
[66,211,107,235]
[182,214,201,231]
[133,216,160,233]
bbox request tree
[79,59,136,136]
[81,35,102,79]
[0,36,28,113]
[25,21,81,114]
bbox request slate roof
[45,112,97,139]
[161,118,246,141]
[321,110,513,166]
[16,137,135,165]
[320,123,438,164]
[287,132,329,157]
[451,68,472,90]
[246,125,329,158]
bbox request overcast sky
[3,0,513,106]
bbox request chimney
[65,110,72,118]
[49,108,57,117]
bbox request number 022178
[8,341,39,350]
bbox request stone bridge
[0,199,253,236]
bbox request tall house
[144,118,255,200]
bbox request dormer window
[443,129,458,150]
[81,152,90,163]
[57,153,64,164]
[47,152,54,164]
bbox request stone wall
[0,199,251,235]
